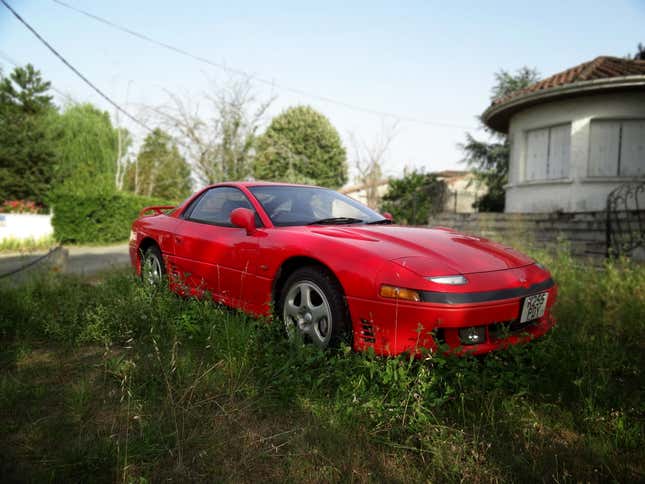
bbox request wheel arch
[272,255,347,306]
[138,236,159,259]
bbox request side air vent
[360,319,376,344]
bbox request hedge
[52,192,174,244]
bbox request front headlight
[426,275,468,285]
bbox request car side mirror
[382,212,393,222]
[230,208,257,235]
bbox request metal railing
[606,182,645,258]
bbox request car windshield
[249,185,386,227]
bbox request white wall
[0,213,54,241]
[505,91,645,212]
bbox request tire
[278,266,351,349]
[141,245,166,286]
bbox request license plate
[520,292,548,323]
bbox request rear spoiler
[139,205,176,217]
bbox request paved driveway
[0,244,131,282]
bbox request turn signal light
[379,285,421,302]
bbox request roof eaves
[482,75,645,133]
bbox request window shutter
[620,120,645,177]
[589,121,620,176]
[526,128,548,180]
[548,124,571,179]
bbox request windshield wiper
[307,217,364,225]
[366,218,393,225]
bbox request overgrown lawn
[0,249,643,482]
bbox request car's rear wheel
[279,266,350,348]
[141,245,165,286]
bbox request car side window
[185,187,255,227]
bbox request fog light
[458,326,486,345]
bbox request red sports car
[129,182,556,356]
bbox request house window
[525,124,570,181]
[589,120,645,177]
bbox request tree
[460,135,508,212]
[631,42,645,60]
[489,67,540,100]
[461,67,539,212]
[380,169,446,225]
[150,78,272,185]
[52,103,128,194]
[123,128,192,200]
[349,122,397,209]
[0,64,58,205]
[254,105,348,188]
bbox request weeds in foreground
[0,248,644,482]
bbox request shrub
[0,199,45,214]
[51,192,174,243]
[380,170,447,225]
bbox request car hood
[308,225,534,276]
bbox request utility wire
[0,49,193,154]
[0,49,75,103]
[1,0,153,133]
[51,0,476,130]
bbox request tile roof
[492,56,645,106]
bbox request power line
[0,48,194,157]
[1,0,153,133]
[0,49,76,103]
[51,0,476,130]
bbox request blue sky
[1,0,644,183]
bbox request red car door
[168,186,261,310]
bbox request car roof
[205,181,324,190]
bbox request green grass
[0,235,57,253]
[0,248,643,482]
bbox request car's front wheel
[279,266,350,348]
[141,245,165,286]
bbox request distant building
[341,170,486,213]
[435,170,487,213]
[482,56,645,213]
[339,179,390,209]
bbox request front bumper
[347,283,557,357]
[128,242,140,275]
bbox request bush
[51,192,173,243]
[0,200,46,214]
[380,170,447,225]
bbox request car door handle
[175,236,182,244]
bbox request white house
[482,56,645,213]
